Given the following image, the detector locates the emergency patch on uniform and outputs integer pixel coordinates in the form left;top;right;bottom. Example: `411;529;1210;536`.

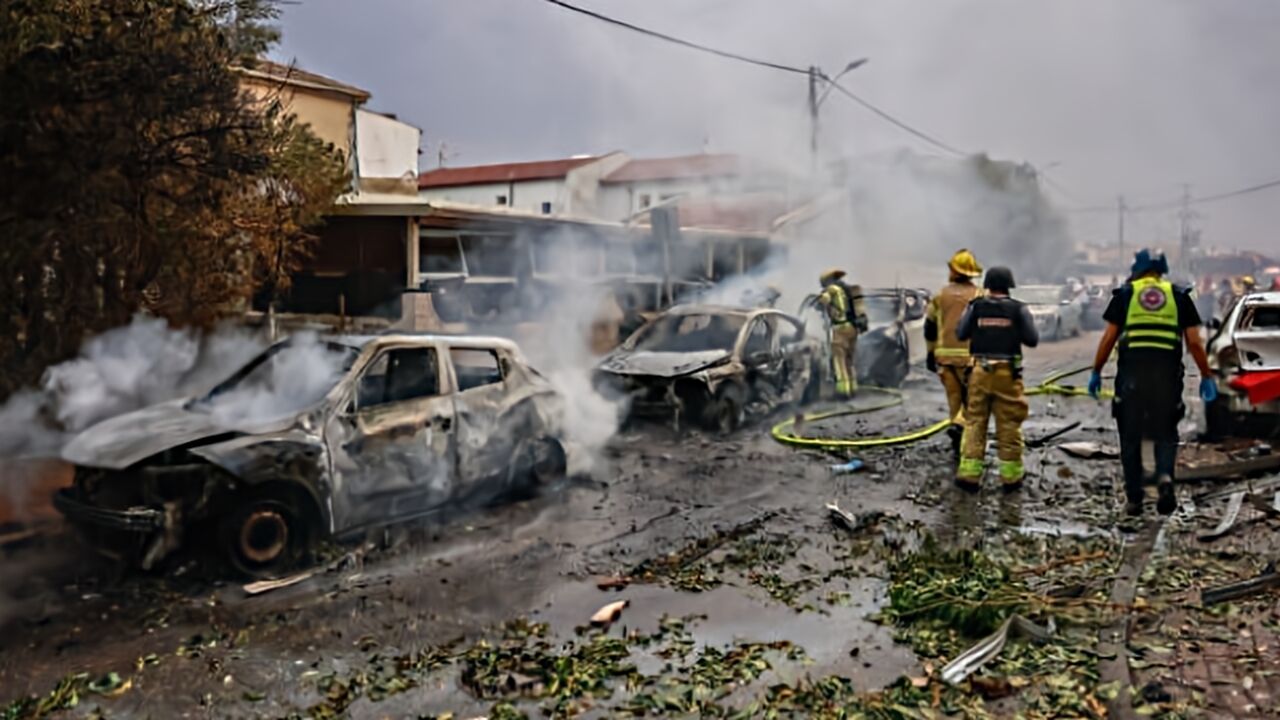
1138;286;1168;311
977;318;1013;327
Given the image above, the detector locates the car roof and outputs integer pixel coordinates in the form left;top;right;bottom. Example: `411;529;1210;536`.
1242;292;1280;305
327;333;520;351
663;303;775;319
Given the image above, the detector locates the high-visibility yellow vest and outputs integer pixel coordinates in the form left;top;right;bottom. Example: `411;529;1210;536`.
1122;277;1180;352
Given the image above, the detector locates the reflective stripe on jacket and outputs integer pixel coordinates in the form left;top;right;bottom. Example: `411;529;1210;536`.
1122;277;1180;352
928;282;982;362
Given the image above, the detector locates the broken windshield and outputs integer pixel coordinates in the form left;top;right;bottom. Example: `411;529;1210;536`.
630;313;746;353
197;338;360;425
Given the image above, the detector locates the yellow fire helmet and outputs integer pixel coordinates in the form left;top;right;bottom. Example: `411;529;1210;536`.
948;249;983;278
820;267;847;283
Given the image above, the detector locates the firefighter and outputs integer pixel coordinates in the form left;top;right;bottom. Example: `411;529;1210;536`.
925;249;984;456
1088;249;1216;516
953;266;1040;491
817;268;866;397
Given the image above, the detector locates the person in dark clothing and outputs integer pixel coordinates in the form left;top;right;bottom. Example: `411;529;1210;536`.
1088;249;1216;517
953;266;1041;490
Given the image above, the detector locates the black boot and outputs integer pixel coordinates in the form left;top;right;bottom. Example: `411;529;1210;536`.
1156;475;1177;515
947;425;963;458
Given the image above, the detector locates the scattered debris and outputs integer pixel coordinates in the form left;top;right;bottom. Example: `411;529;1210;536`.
1201;565;1280;605
595;575;631;591
1027;421;1082;448
829;457;865;474
825;501;891;534
590;600;630;628
939;614;1055;684
1058;441;1120;459
243;569;315;596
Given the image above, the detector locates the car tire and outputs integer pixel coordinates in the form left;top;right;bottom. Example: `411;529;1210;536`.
220;485;315;579
510;438;567;498
702;384;745;434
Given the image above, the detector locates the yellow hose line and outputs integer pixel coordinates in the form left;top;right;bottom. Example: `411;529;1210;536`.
770;370;1113;450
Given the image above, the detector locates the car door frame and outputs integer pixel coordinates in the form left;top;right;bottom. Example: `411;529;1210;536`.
322;340;459;536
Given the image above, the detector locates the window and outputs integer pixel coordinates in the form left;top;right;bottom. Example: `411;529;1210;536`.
460;233;517;277
356;347;440;410
496;195;508;206
541;201;553;215
451;348;504;391
419;233;465;275
639;194;652;210
778;317;807;346
743;318;772;356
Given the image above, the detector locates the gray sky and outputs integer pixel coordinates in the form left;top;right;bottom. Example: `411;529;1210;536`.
275;0;1280;253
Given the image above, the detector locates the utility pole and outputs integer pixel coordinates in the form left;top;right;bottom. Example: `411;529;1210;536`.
808;66;820;176
1177;183;1199;277
1116;195;1126;271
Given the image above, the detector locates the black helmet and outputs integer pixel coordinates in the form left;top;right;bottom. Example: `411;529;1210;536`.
984;266;1016;292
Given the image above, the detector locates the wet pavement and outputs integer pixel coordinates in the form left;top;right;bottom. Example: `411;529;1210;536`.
3;330;1279;718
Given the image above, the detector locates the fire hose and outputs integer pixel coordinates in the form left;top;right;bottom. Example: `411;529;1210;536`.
769;364;1115;450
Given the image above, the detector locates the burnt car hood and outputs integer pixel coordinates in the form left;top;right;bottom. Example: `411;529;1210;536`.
597;349;731;378
61;398;296;471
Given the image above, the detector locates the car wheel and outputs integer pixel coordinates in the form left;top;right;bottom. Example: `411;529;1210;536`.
702;384;745;434
220;486;313;579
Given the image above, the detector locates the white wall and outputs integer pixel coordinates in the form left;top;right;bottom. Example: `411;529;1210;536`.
420;178;569;214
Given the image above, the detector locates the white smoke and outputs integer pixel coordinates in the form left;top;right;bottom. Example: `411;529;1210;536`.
203;332;351;429
0;315;268;459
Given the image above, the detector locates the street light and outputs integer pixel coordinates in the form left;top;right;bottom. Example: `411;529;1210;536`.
808;58;869;172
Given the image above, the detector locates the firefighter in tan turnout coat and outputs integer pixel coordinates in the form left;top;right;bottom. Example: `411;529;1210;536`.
925;249;984;456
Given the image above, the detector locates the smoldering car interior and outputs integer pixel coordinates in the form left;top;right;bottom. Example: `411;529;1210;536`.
594;305;823;432
54;333;566;577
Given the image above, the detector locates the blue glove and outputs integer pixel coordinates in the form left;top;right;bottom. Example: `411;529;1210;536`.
1087;371;1103;399
1200;377;1218;403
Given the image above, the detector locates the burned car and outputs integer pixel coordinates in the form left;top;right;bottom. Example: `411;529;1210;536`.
55;333;566;577
854;287;931;388
1205;291;1280;439
594;305;823;432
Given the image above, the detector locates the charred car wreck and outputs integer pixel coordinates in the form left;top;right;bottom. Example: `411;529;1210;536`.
55;334;566;577
594;305;824;432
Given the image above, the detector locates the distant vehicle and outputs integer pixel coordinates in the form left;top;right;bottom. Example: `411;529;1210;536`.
594;305;824;432
1081;284;1110;330
56;334;567;577
1205;291;1280;439
855;287;931;388
1013;285;1084;341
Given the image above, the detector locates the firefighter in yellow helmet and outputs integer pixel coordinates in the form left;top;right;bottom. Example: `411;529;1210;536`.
817;268;867;397
925;249;984;457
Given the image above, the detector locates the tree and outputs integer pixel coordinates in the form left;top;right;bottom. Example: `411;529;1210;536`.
0;0;347;395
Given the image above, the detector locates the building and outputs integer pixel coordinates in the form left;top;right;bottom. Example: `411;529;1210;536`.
418;152;784;223
417;153;628;217
236;60;422;319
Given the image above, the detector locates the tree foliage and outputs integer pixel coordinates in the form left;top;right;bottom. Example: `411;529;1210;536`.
0;0;348;395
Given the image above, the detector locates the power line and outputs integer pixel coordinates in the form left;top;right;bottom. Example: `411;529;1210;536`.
818;76;966;157
540;0;810;75
541;0;967;157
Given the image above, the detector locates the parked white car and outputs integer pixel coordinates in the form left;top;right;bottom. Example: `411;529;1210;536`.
1205;291;1280;439
1013;285;1084;341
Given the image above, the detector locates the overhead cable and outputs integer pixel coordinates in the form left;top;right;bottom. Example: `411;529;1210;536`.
818;77;967;157
541;0;810;75
541;0;968;156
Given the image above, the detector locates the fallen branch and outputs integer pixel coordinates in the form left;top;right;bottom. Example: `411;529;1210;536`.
1201;568;1280;606
1013;550;1108;577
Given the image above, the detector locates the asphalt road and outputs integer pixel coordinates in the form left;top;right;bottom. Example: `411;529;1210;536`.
0;332;1192;718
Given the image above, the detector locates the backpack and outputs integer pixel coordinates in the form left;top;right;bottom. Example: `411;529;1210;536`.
839;282;870;332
